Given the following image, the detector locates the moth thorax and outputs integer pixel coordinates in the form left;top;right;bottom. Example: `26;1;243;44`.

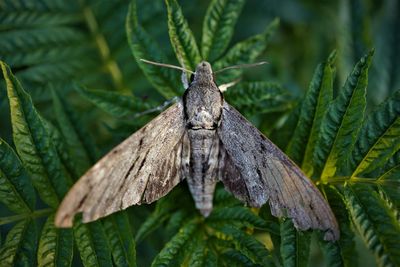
188;109;216;130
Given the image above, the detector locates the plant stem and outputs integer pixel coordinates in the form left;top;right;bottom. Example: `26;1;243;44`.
0;208;53;226
323;176;379;185
79;0;127;92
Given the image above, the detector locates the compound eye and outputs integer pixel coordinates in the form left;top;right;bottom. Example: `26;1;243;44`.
190;73;195;82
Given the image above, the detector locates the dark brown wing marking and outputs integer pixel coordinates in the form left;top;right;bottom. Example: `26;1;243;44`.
217;101;339;241
55;101;186;227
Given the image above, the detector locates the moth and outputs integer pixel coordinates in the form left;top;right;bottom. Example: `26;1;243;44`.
55;60;339;241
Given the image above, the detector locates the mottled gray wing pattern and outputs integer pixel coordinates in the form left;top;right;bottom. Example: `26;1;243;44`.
217;101;339;241
55;101;186;227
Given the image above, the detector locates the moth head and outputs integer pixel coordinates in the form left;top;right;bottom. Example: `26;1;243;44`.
195;61;212;75
193;61;213;82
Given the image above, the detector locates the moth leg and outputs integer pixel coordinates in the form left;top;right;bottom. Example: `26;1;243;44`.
134;96;180;118
181;71;189;89
218;79;240;92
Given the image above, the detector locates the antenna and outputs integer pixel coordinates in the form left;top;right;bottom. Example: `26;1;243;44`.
140;59;194;74
214;61;268;74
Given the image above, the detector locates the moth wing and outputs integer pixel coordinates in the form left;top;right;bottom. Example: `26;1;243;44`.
217;101;339;241
55;101;186;227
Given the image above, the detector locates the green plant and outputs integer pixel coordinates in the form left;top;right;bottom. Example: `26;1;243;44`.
0;0;399;266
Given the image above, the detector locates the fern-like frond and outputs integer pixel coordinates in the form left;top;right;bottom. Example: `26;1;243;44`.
1;61;71;207
75;85;151;118
38;214;73;267
73;219;113;267
0;138;35;213
213;18;279;83
315;50;373;180
0;0;166;104
201;0;246;61
225;81;294;117
0;219;38;267
286;51;336;170
126;0;181;99
280;219;311;267
151;219;199;266
165;0;201;70
103;212;137;267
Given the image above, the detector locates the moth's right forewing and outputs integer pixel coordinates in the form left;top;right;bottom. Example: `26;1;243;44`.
55;101;186;227
218;102;339;241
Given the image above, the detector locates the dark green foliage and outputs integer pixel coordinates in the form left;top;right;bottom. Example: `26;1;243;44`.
286;51;336;169
103;213;136;267
315;51;373;180
0;139;35;213
0;219;38;267
126;0;181;99
280;219;311;267
201;0;246;61
1;62;71;207
225;81;293;116
38;214;73;267
0;0;399;266
73;219;113;267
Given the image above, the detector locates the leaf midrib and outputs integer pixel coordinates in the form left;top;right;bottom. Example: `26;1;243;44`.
0;166;32;213
4;69;60;205
321;64;367;180
347;186;399;265
352;116;400;177
79;0;127;92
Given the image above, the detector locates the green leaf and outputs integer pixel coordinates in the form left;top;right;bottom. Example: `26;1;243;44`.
75;85;150;118
52;89;92;175
272;102;301;150
314;51;373;180
136;187;191;242
73;220;113;267
286;51;336;170
344;184;400;266
165;0;202;71
0;1;136;97
0;138;35;213
44;119;81;181
165;210;190;236
38;214;73;267
225;81;293;116
126;0;180;99
280;219;311;267
318;238;343;267
0;219;38;267
103;212;136;267
324;186;358;267
202;247;219;266
213;18;279;83
135;209;169;244
207;207;277;234
214;225;273;266
377;151;400;215
381;150;400;180
350;90;400;177
51;88;99;165
221;250;259;267
337;0;371;86
201;0;246;61
185;233;207;267
1;61;70;207
213;186;241;207
0;9;82;28
151;219;199;267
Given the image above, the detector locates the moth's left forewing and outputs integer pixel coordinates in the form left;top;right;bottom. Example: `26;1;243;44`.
55;101;186;227
217;101;339;241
